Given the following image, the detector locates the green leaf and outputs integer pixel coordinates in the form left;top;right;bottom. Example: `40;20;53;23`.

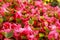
6;0;10;2
57;0;60;7
21;36;27;40
0;18;3;23
57;29;60;33
44;27;50;33
54;13;58;18
4;12;9;16
32;17;36;20
29;19;34;25
3;16;6;22
6;32;13;38
11;4;15;8
32;28;39;30
2;31;13;38
2;32;5;36
40;16;44;19
28;0;32;3
51;0;58;7
9;17;13;22
39;33;44;38
16;18;22;23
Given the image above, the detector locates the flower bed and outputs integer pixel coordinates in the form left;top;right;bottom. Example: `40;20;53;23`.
0;0;60;40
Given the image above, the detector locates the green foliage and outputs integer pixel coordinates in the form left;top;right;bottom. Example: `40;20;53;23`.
29;19;34;25
16;18;22;23
0;18;3;23
6;0;10;2
44;27;50;33
2;31;13;38
51;0;58;7
39;33;44;38
3;16;6;22
21;36;27;40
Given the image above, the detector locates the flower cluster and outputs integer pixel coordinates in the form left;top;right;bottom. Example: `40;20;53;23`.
0;0;60;40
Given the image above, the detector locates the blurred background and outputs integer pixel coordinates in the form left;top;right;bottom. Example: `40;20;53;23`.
43;0;60;7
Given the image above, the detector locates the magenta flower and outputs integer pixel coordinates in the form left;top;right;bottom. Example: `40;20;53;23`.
3;22;11;29
0;0;2;2
48;30;59;40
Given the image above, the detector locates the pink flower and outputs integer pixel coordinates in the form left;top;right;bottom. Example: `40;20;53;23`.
14;11;22;19
27;34;34;40
4;38;11;40
48;30;59;40
3;29;11;33
3;22;11;29
11;23;17;29
42;7;47;13
49;25;56;30
0;33;3;39
35;1;42;7
0;0;2;2
2;3;10;9
31;9;36;14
